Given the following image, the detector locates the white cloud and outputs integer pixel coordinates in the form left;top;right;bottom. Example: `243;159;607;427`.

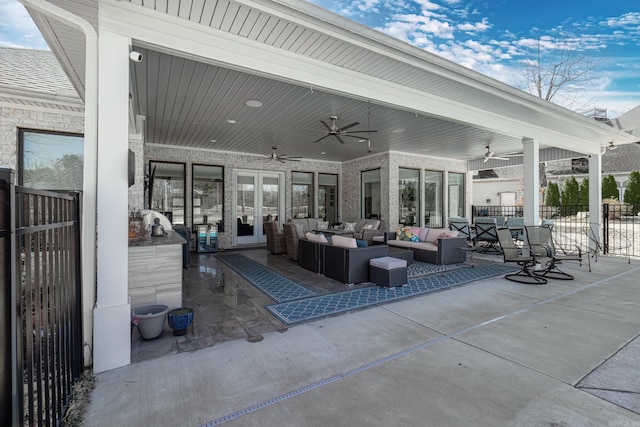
0;0;48;49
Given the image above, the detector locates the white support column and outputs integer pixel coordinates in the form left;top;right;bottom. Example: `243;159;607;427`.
93;31;131;372
522;138;540;226
589;152;603;251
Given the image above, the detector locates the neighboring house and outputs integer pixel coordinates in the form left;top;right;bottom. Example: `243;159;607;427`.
14;0;634;374
0;47;84;173
473;105;640;206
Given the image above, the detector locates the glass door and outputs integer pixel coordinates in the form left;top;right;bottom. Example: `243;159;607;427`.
234;170;284;245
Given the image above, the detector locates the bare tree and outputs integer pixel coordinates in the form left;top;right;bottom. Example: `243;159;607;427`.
518;39;605;111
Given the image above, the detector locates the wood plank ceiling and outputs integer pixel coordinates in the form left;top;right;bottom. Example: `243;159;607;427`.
41;0;597;164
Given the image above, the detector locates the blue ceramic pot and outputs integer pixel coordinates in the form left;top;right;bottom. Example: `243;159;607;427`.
167;307;194;336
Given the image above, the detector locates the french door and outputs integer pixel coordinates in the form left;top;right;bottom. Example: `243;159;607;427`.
233;170;284;245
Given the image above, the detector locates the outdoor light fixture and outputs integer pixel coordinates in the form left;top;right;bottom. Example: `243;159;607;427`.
129;51;143;62
245;99;263;107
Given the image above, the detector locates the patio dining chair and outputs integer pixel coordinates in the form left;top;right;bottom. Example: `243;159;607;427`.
474;217;501;253
524;225;587;280
496;228;547;285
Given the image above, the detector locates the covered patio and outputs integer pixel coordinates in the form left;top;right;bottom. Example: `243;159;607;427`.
21;0;638;373
89;254;640;425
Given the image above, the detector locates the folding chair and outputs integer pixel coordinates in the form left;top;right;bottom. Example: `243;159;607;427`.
497;228;546;284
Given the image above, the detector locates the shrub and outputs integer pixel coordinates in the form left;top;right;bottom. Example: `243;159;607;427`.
602;175;619;200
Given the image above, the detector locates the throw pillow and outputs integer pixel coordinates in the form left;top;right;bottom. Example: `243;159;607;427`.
356;239;368;247
293;221;305;238
395;226;402;240
331;235;358;248
344;222;357;232
410;234;419;242
305;232;328;243
362;224;374;230
316;220;329;230
402;227;414;241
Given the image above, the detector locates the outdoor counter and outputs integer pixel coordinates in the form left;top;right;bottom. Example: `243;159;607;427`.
128;230;186;309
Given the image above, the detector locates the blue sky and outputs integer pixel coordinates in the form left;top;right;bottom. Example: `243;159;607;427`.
309;0;640;117
1;0;638;117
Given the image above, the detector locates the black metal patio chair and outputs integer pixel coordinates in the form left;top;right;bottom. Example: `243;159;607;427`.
496;228;547;284
449;217;476;246
474;217;501;253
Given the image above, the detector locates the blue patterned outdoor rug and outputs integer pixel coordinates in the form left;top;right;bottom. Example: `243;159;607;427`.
266;264;517;325
216;254;318;302
407;261;462;277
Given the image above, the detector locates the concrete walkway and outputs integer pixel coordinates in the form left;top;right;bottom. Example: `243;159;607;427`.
84;256;640;426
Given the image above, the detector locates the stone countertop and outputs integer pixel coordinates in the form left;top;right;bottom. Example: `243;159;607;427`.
128;230;186;247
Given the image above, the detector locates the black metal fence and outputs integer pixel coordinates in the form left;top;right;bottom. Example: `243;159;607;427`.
1;169;83;427
472;204;638;259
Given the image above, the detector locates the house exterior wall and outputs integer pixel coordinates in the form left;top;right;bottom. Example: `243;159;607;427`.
144;144;342;249
0;105;84;171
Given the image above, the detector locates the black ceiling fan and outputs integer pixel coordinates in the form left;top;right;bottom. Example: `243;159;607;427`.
266;146;301;162
312;116;377;144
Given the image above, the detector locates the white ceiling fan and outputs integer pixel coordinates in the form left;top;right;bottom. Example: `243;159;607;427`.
266;146;301;163
483;145;522;162
311;115;377;144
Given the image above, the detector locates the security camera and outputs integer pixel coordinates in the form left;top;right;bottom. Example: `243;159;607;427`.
367;147;373;153
129;51;143;62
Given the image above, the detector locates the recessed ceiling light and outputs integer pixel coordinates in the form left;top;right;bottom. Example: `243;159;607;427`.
358;139;366;142
321;152;327;155
245;99;263;108
226;119;237;124
391;127;405;134
209;139;217;143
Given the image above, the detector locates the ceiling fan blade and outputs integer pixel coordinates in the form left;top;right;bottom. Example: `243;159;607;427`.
339;121;360;131
314;134;331;143
493;156;510;161
335;135;346;144
320;120;332;131
343;129;378;134
483;157;489;162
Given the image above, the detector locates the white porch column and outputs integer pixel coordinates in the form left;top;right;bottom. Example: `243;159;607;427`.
93;31;131;372
589;152;603;251
522;138;540;225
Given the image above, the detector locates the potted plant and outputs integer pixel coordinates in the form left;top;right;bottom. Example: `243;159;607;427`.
167;307;194;336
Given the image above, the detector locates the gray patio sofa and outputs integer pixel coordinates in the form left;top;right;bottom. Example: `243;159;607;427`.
298;237;389;284
387;227;467;264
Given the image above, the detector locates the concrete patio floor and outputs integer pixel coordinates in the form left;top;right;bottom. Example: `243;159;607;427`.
85;254;640;426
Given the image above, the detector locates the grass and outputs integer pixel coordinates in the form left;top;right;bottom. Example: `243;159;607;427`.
61;369;95;427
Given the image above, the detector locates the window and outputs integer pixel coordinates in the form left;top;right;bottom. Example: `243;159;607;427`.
149;161;185;225
399;168;419;226
192;164;224;231
318;173;338;224
292;171;313;218
448;172;465;219
19;129;84;190
361;169;381;219
424;171;443;227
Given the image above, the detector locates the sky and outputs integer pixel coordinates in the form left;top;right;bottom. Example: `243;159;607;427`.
1;0;638;117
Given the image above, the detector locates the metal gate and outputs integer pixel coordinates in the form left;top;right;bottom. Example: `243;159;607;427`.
1;168;84;427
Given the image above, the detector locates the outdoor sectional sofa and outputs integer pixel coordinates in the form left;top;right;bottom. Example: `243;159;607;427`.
386;226;467;265
298;235;389;284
